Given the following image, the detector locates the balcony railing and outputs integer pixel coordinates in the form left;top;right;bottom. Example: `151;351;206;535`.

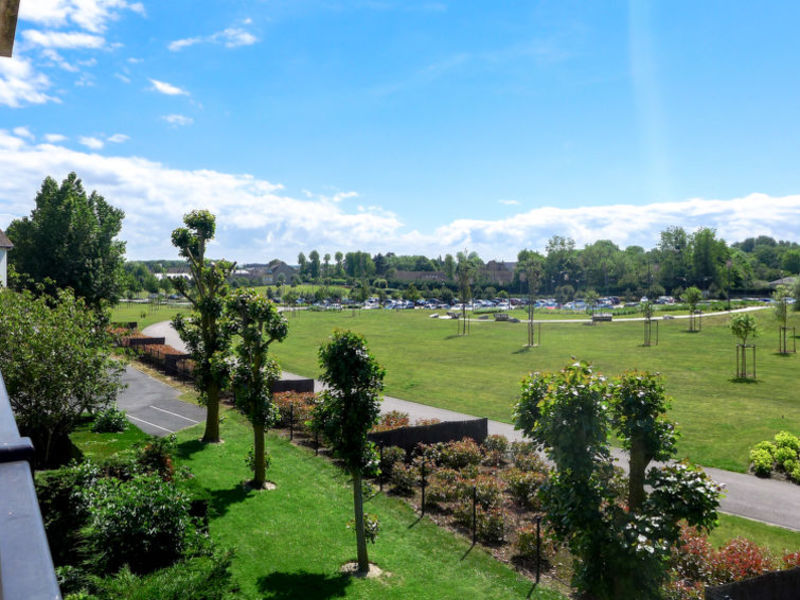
0;370;61;599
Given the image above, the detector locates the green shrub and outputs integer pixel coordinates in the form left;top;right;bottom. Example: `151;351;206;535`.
391;462;417;496
456;474;505;509
425;468;461;508
439;437;482;470
91;405;128;433
378;445;405;479
136;435;176;480
504;468;545;510
773;446;797;469
790;463;800;483
87;551;237;600
35;461;100;565
83;474;192;574
414;441;444;465
783;458;798;475
749;448;773;477
483;434;509;454
774;431;800;453
515;523;557;566
476;507;505;544
752;440;776;457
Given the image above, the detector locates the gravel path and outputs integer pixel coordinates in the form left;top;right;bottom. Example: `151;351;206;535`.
142;319;800;531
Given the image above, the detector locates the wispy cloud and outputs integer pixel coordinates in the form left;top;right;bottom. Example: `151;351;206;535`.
161;114;194;126
43;133;67;143
12;126;34;140
107;133;129;143
19;0;145;34
114;73;131;83
498;199;519;206
148;79;189;96
168;23;258;52
22;29;106;49
0;56;59;107
78;136;104;149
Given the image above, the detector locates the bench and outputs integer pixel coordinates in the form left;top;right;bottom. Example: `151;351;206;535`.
494;313;510;321
591;314;613;322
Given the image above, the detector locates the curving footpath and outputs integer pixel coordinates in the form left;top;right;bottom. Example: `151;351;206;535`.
142;319;800;532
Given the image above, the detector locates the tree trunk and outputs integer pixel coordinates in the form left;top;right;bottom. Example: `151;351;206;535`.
253;422;266;487
202;382;221;443
628;437;648;512
352;469;369;573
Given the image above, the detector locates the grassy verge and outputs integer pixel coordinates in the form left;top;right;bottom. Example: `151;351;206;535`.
110;302;190;330
268;307;799;472
712;514;800;555
172;411;563;600
70;418;152;460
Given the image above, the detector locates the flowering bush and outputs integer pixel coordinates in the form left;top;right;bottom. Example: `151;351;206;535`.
391;462;417;496
515;523;558;566
274;392;316;429
483;434;509;454
452;503;505;543
371;410;410;432
415;418;441;426
378;445;405;479
671;526;714;583
456;473;505;509
439;437;482;470
783;551;800;569
425;468;461;508
504;468;545;510
709;538;776;584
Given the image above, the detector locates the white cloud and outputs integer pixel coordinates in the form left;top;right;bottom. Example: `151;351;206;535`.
22;29;105;49
168;24;258;52
107;133;129;143
13;126;35;140
161;114;194;126
127;57;142;64
114;72;131;83
0;56;58;107
41;48;79;71
148;79;189;96
44;133;67;143
19;0;145;34
498;199;520;206
78;136;104;149
2;131;800;262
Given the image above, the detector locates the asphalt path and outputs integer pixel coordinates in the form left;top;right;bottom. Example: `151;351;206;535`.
117;365;205;436
142;320;800;531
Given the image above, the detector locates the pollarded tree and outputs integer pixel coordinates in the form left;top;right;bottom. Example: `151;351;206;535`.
7;172;126;308
171;210;235;443
513;362;719;599
0;288;124;467
731;313;759;379
317;330;385;575
227;289;288;488
682;285;703;332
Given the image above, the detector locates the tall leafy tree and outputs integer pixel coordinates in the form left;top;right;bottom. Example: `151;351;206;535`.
309;250;321;280
317;330;384;575
227;289;288;488
297;252;307;279
682;286;703;332
7;172;126;308
335;251;344;277
171;210;235;443
0;288;123;466
513;362;719;599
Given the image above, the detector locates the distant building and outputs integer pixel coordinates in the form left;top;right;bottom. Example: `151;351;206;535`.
769;276;797;288
0;228;12;288
392;270;447;284
260;260;297;284
481;260;516;286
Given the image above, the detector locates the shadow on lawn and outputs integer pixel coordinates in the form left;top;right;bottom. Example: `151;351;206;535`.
174;438;206;460
209;482;253;517
257;571;350;599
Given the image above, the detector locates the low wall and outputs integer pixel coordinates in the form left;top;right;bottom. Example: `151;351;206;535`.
271;379;315;394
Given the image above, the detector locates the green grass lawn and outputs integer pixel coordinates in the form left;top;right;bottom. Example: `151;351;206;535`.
110;302;191;330
71;418;152;460
711;514;800;556
269;307;800;472
172;412;562;600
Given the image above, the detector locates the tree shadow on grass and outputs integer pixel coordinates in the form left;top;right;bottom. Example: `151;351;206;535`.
729;377;759;384
209;482;253;517
512;346;531;355
257;571;351;599
174;438;206;460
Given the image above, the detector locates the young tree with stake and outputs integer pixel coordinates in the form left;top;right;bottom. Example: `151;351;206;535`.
227;289;288;488
317;330;385;575
171;210;235;443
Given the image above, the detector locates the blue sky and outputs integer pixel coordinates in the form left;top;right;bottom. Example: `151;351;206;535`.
2;1;800;262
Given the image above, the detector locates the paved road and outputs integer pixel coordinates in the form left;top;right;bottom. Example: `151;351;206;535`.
118;365;205;436
142;320;800;531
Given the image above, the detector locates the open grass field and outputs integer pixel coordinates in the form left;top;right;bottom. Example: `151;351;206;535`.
110;301;190;330
270;307;800;472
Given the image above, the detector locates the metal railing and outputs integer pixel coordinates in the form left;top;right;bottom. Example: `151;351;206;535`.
0;370;61;599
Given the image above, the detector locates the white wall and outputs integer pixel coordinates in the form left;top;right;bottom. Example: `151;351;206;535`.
0;248;6;288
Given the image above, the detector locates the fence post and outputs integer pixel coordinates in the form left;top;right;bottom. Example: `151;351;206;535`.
472;485;477;545
420;461;426;516
289;404;294;441
535;515;542;584
379;445;384;492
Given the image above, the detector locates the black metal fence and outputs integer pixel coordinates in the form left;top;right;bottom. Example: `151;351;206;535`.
0;369;62;599
368;418;489;454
